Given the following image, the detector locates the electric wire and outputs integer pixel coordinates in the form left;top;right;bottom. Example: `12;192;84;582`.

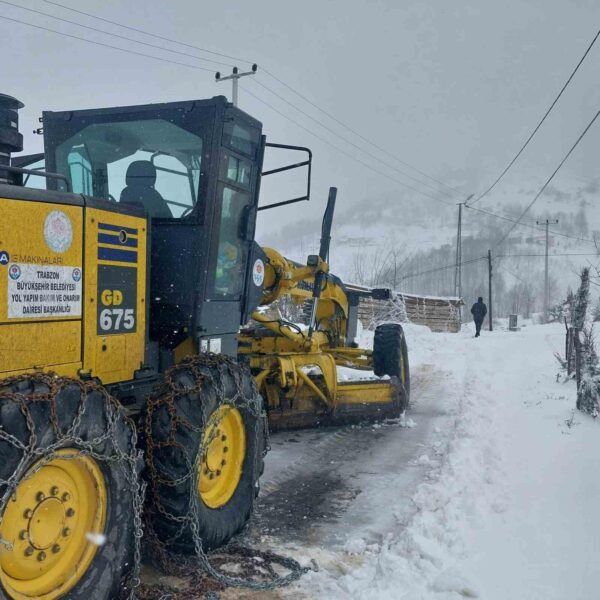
250;77;456;199
0;14;215;72
400;256;487;281
0;0;234;68
41;0;462;198
240;84;456;207
492;109;600;249
0;10;455;207
39;0;248;63
496;253;600;258
471;28;600;205
465;204;597;245
258;68;463;196
401;251;599;283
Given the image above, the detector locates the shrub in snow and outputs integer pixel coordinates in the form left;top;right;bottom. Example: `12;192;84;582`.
548;300;569;323
577;326;600;417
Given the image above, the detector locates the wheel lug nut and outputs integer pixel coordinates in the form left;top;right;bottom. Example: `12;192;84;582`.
221;435;227;442
38;551;46;562
223;447;228;453
62;492;70;502
209;473;214;480
216;470;221;476
36;491;45;502
24;547;34;557
50;486;59;496
221;459;226;466
66;508;75;517
19;530;28;540
52;544;60;554
23;509;33;519
62;527;71;537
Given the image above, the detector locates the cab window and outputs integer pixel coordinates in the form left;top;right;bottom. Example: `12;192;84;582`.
55;119;204;219
213;185;251;297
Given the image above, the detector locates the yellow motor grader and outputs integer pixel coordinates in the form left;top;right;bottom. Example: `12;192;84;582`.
0;92;409;598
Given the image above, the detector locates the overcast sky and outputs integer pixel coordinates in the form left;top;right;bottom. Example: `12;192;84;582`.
3;0;599;239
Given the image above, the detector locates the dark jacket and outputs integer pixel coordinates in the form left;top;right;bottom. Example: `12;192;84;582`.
471;300;487;322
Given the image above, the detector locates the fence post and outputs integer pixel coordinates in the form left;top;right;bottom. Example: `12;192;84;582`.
574;328;582;408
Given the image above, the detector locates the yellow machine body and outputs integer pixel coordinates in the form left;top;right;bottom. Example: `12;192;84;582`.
0;195;146;385
239;247;401;429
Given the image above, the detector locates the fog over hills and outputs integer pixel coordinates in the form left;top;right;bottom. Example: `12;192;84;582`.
257;175;600;318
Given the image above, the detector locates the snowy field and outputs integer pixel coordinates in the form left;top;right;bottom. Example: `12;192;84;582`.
233;321;600;599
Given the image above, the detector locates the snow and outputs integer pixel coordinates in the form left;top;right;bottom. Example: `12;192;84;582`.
273;321;600;599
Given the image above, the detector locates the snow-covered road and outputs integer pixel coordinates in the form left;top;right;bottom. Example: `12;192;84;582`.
231;321;600;599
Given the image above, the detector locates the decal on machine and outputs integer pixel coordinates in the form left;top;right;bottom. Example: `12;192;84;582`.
7;263;82;318
0;251;9;265
97;265;137;333
252;259;265;287
44;210;73;253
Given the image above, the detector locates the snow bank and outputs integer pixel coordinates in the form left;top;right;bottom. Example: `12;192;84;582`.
286;323;600;599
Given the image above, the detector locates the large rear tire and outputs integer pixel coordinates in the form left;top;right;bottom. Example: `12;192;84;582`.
143;355;266;553
373;323;410;407
0;375;139;600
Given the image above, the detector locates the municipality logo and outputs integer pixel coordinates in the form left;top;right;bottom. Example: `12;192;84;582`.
9;264;21;280
72;268;82;282
0;251;9;265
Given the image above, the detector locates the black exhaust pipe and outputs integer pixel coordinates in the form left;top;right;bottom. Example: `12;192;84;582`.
0;93;24;185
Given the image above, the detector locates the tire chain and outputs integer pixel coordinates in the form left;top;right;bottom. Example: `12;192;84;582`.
140;352;311;598
0;359;311;599
0;372;145;599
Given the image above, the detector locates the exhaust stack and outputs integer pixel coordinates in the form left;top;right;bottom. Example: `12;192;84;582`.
0;94;24;184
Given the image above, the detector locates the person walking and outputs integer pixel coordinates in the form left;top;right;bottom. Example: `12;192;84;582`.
471;296;487;337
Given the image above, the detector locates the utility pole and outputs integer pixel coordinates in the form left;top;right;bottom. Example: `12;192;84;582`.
215;64;258;107
454;194;474;321
536;218;559;323
454;203;463;298
487;249;493;331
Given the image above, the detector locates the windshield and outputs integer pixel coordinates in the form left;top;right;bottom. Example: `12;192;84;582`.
55;119;203;218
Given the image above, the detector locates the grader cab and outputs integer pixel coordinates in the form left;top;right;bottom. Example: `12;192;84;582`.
0;92;409;598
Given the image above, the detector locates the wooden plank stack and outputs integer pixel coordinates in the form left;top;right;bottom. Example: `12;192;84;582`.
357;292;463;333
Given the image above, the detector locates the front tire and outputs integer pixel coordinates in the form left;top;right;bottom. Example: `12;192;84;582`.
143;354;266;552
373;323;410;408
0;375;139;600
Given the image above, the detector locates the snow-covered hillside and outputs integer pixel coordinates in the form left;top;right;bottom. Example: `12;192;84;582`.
257;177;600;314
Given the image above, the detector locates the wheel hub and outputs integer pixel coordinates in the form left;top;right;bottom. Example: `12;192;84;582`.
0;450;106;599
199;405;246;509
28;497;65;550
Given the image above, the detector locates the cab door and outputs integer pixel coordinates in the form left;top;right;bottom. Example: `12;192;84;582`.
197;116;264;338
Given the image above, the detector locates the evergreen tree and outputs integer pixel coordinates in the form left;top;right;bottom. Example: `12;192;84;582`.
592;297;600;322
572;268;589;330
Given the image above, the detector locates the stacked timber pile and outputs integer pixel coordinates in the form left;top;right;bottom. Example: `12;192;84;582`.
397;293;463;333
352;287;463;333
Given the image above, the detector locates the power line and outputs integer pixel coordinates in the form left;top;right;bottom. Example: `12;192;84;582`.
0;14;215;72
402;251;599;283
464;204;597;245
259;68;462;197
493;108;600;249
0;11;455;208
240;84;455;207
471;28;600;205
41;0;462;198
496;253;600;258
39;0;248;63
250;77;456;199
0;0;233;68
400;256;487;281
